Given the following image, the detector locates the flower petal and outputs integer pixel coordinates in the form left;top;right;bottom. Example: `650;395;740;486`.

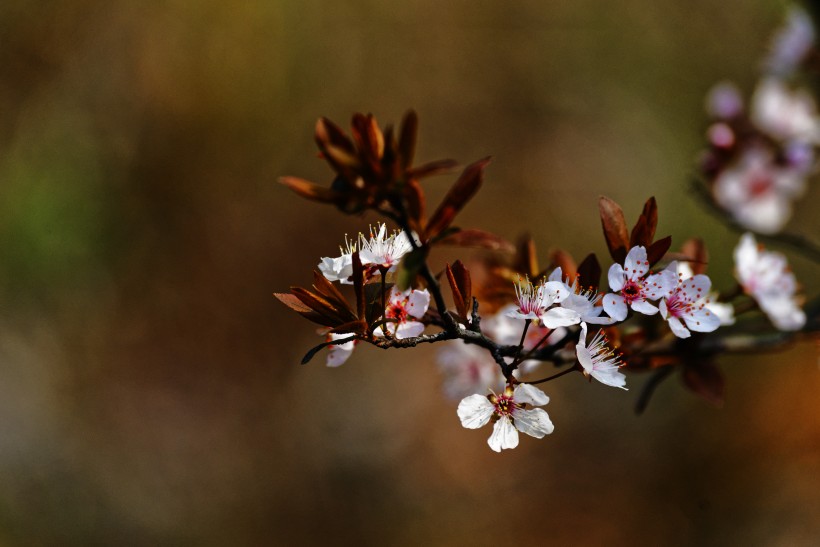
457;394;495;429
682;307;721;333
513;408;554;438
514;383;550;406
603;293;628;321
680;274;712;301
540;307;581;329
406;289;431;318
630;299;659;316
608;263;626;291
396;321;425;339
488;416;519;452
624;246;649;280
667;316;691;338
590;366;628;390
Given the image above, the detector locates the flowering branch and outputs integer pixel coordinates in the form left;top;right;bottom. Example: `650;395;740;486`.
278;6;820;452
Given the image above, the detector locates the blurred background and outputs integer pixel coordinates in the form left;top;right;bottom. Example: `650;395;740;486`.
0;0;818;545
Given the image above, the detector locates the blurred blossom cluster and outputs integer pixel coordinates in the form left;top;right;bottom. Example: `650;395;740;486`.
700;6;819;234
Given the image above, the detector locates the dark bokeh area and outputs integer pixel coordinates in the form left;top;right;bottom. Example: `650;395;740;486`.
0;1;818;545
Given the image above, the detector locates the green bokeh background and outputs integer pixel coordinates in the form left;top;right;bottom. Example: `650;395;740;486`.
0;1;818;545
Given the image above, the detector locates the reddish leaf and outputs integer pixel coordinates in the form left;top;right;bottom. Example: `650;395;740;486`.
681;237;709;275
398;110;418;170
549;249;577;280
315;117;356;155
446;261;472;319
408;158;459;179
599;196;630;262
682;361;725;407
426;157;490;240
352;251;366;320
279;177;341;204
404;178;427;235
329;320;367;335
514;235;539;278
291;287;348;325
630;197;658;248
576;253;602;292
437;229;515;253
273;293;314;313
646;235;672;266
312;270;353;312
351;113;384;163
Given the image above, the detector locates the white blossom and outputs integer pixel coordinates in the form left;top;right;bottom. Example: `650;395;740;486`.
713;146;807;234
318;235;357;283
358;223;413;273
437;342;504;400
734;233;805;330
549;267;615;325
457;383;554;452
575;322;627;390
374;287;430;339
603;246;677;321
505;277;579;328
751;78;820;145
658;263;721;339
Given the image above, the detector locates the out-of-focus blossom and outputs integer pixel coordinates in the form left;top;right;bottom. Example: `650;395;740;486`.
706;81;744;119
734;233;806;331
549;267;614;325
374;288;431;339
603;246;677;321
437;342;504;400
575;322;627;390
751;78;820;145
457;383;554;452
764;5;815;76
505;277;579;328
326;333;356;367
658;263;721;339
713;146;806;234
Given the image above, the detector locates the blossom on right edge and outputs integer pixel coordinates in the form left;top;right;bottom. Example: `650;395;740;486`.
734;232;805;331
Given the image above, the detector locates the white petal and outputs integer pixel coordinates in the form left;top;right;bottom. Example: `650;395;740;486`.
667;316;691;338
513;408;554;438
513;383;550;406
683;307;721;333
488;416;519;452
406;289;431;318
680;275;712;301
457;395;495;429
395;321;425;339
326;335;355;367
540;307;581;329
608;263;626;291
659;298;669;319
548;267;563;283
575;344;594;375
630;299;659;315
603;293;628;321
644;268;677;300
590;366;628;390
542;281;570;304
624;246;649;280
